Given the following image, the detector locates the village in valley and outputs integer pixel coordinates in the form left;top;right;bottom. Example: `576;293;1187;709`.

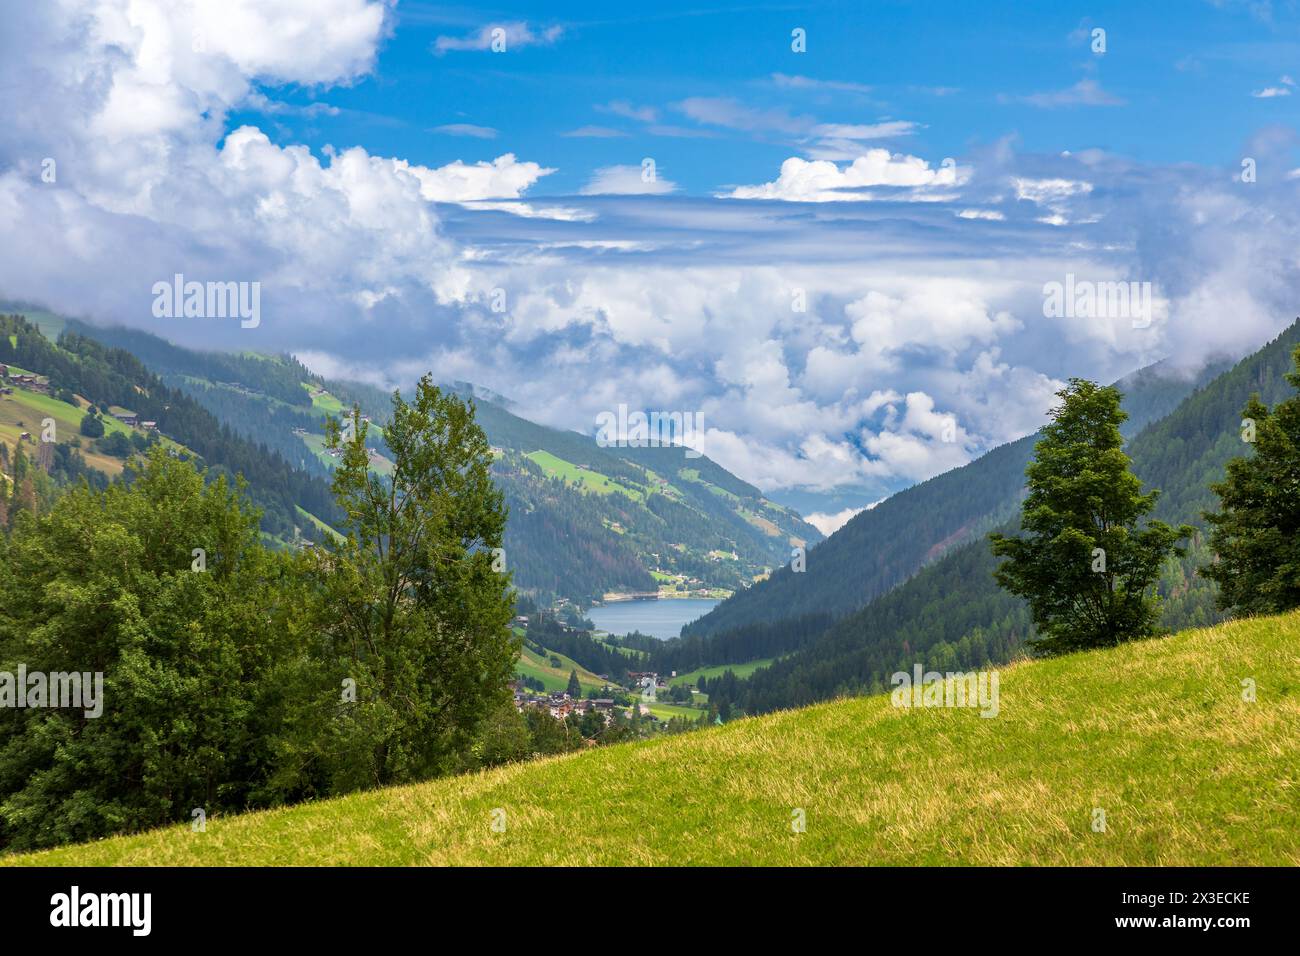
507;608;722;746
510;668;672;723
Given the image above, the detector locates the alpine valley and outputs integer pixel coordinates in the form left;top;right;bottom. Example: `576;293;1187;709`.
0;308;820;610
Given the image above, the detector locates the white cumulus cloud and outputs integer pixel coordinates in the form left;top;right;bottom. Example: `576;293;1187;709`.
727;149;968;202
399;154;555;203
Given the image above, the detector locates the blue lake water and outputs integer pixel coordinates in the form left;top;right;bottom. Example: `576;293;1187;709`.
587;598;721;640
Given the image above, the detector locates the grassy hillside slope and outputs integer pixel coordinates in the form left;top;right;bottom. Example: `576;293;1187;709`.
0;384;133;477
12;610;1298;866
515;644;607;695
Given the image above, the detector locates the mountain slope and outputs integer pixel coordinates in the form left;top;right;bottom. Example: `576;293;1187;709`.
0;369;131;480
684;354;1234;640
51;319;821;605
0;314;339;543
707;320;1300;713
12;609;1299;866
477;404;821;604
61;319;340;487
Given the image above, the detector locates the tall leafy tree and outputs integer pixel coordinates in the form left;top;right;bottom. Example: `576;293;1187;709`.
989;379;1191;655
0;448;298;850
1202;346;1300;614
306;375;518;790
566;669;581;698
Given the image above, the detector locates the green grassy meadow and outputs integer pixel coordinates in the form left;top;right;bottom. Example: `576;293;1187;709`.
669;659;776;687
515;644;608;695
638;699;702;721
9;610;1299;866
304;383;344;416
524;449;646;500
294;505;343;543
0;385;144;477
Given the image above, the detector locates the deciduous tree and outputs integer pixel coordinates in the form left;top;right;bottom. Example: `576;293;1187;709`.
303;376;518;790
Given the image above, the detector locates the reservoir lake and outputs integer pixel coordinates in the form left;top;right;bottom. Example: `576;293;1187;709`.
586;598;721;640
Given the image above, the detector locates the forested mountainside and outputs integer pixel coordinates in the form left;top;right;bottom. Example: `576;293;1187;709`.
63;320;340;486
454;386;823;604
0;315;339;542
684;353;1235;640
54;319;821;607
62;321;318;407
681;320;1300;715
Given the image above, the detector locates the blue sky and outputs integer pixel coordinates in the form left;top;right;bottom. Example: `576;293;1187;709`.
6;1;1300;529
239;0;1300;193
